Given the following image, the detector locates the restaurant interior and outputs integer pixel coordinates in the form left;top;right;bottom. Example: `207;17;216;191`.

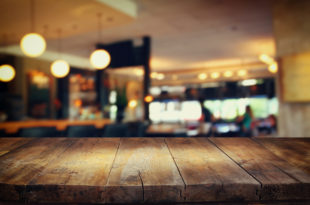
0;0;310;204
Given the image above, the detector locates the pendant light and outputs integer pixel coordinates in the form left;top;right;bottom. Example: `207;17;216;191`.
20;0;46;57
0;34;16;82
89;13;111;69
50;29;70;78
0;64;16;82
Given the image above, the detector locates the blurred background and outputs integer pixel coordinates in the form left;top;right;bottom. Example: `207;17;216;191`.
0;0;309;138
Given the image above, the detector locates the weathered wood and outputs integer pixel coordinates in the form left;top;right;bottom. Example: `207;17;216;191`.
165;138;260;202
0;138;73;202
255;138;310;175
25;138;120;203
210;137;310;201
106;138;184;203
0;138;33;156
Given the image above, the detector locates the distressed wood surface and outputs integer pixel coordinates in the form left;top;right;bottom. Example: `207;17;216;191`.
255;138;310;175
0;138;74;201
106;138;184;203
0;137;309;204
210;137;310;201
165;138;260;202
0;138;33;156
26;138;120;203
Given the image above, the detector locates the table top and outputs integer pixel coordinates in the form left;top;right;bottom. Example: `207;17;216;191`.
0;137;309;204
0;119;111;134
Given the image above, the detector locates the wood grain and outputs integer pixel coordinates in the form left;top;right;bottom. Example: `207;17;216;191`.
210;137;310;201
25;138;120;203
255;138;310;175
0;138;73;202
0;138;33;157
165;138;260;202
106;138;184;203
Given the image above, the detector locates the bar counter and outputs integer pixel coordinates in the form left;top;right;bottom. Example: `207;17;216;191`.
0;119;111;134
0;137;309;204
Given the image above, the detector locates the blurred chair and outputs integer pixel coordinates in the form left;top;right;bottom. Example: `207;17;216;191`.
19;127;60;137
66;125;99;137
127;121;149;137
102;123;128;137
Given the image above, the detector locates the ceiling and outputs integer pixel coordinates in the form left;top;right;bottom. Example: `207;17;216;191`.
0;0;275;74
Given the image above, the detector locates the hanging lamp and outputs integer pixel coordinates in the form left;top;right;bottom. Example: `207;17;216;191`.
50;29;70;78
89;13;111;69
0;34;16;82
20;0;46;57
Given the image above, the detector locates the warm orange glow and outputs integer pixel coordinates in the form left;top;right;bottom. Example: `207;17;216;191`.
144;95;153;103
0;64;16;82
20;33;46;57
198;73;207;80
238;69;247;77
224;71;233;78
50;60;70;78
90;49;111;69
268;62;278;73
211;72;220;79
128;100;137;108
74;99;82;107
259;54;274;64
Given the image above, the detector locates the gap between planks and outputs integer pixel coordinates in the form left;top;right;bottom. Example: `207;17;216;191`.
164;138;187;200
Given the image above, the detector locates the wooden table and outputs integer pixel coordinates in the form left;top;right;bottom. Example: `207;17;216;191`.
0;119;111;134
0;137;309;204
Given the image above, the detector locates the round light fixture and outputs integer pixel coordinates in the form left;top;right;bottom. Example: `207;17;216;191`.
198;73;207;80
238;69;247;77
268;62;278;73
20;33;46;57
128;100;138;108
224;71;233;78
144;95;154;103
0;64;16;82
90;49;111;69
211;72;220;79
50;60;70;78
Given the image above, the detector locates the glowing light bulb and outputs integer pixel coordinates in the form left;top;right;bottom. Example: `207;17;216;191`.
0;64;16;82
259;54;274;64
211;72;220;79
50;60;70;78
90;49;111;69
268;62;278;73
238;69;247;77
156;73;165;80
198;73;207;80
128;100;137;108
224;71;233;78
144;95;153;103
150;72;158;78
20;33;46;57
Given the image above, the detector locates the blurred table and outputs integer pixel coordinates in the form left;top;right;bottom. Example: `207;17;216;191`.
146;123;187;137
0;137;309;204
0;119;111;134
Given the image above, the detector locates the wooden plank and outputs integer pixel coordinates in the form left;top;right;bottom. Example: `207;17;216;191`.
106;138;184;203
0;138;33;156
25;138;120;204
255;138;310;175
0;138;73;202
210;138;310;201
165;138;260;202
